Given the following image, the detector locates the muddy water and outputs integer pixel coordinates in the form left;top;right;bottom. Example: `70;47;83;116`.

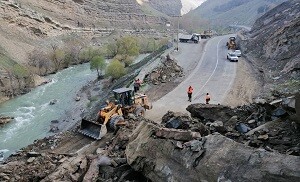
0;63;96;160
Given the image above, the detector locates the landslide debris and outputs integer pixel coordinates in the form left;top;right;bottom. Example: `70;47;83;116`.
186;96;300;156
126;121;300;182
1;95;299;181
144;56;184;85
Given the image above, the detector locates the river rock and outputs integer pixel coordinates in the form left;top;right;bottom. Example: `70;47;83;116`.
0;115;14;125
49;99;57;105
126;121;300;182
75;96;81;101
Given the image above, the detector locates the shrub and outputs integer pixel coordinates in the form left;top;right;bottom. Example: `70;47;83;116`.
106;59;126;80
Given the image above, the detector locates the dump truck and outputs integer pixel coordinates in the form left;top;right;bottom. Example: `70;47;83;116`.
200;30;213;39
78;87;152;140
226;36;236;50
179;33;200;43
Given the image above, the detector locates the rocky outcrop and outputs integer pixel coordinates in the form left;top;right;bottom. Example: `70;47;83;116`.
126;121;300;182
239;0;300;94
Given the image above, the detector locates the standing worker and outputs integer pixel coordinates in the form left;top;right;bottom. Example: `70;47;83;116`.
187;86;193;102
205;93;211;104
134;78;142;92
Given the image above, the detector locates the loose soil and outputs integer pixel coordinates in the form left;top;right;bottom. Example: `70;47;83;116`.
223;57;262;107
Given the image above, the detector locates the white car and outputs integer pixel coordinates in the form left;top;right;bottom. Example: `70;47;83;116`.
234;50;242;57
227;52;238;62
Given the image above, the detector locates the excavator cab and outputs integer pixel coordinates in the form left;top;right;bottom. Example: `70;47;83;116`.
113;88;134;106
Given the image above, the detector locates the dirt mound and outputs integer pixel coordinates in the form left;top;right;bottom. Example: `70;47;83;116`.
144;56;184;85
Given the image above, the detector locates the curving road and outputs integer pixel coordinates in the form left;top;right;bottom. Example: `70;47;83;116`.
146;35;237;122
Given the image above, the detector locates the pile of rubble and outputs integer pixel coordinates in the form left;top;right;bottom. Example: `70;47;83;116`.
185;95;300;156
144;56;184;85
1;95;299;181
0;117;147;181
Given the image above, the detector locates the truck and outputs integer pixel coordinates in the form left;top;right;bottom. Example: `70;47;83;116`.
200;30;213;39
226;36;236;50
179;33;200;43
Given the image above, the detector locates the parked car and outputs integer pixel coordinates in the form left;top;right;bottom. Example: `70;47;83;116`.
227;52;238;62
234;50;242;57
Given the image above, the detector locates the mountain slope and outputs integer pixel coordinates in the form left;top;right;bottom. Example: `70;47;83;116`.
240;0;300;93
186;0;287;28
0;0;170;101
181;0;206;15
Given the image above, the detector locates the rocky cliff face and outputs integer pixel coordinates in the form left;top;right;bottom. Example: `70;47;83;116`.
240;0;300;94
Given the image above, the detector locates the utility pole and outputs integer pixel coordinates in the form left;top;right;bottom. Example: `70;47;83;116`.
171;15;181;51
176;15;180;51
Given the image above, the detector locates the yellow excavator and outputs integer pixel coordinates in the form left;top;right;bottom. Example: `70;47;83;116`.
79;87;152;140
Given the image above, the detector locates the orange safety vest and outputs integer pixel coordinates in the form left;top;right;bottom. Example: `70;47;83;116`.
205;95;211;99
188;87;193;93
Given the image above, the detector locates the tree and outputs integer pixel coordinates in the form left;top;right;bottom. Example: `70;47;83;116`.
112;36;140;67
79;47;102;63
106;41;118;58
106;59;126;80
28;49;52;75
117;36;140;57
49;44;65;72
90;55;106;78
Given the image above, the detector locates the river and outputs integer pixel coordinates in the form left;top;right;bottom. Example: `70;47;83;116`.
0;63;96;160
0;54;150;161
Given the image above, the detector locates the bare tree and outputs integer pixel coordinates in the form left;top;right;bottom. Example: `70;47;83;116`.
49;44;65;72
28;49;52;75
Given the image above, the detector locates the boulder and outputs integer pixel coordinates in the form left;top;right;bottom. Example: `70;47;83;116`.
49;99;57;105
0;115;14;125
186;104;235;122
126;121;300;182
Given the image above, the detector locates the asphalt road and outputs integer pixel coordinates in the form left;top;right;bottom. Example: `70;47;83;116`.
146;35;237;122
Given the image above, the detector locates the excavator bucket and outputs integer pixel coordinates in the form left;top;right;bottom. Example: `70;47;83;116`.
78;119;107;140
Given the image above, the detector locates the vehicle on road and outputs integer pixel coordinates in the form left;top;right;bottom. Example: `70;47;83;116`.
227;52;239;62
226;36;236;50
179;33;200;43
79;88;152;140
234;50;242;57
200;30;213;39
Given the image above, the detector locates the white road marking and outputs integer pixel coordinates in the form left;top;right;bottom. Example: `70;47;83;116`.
194;37;225;100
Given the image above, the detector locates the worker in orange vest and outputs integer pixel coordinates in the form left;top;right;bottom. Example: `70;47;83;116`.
205;93;211;104
187;86;193;102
